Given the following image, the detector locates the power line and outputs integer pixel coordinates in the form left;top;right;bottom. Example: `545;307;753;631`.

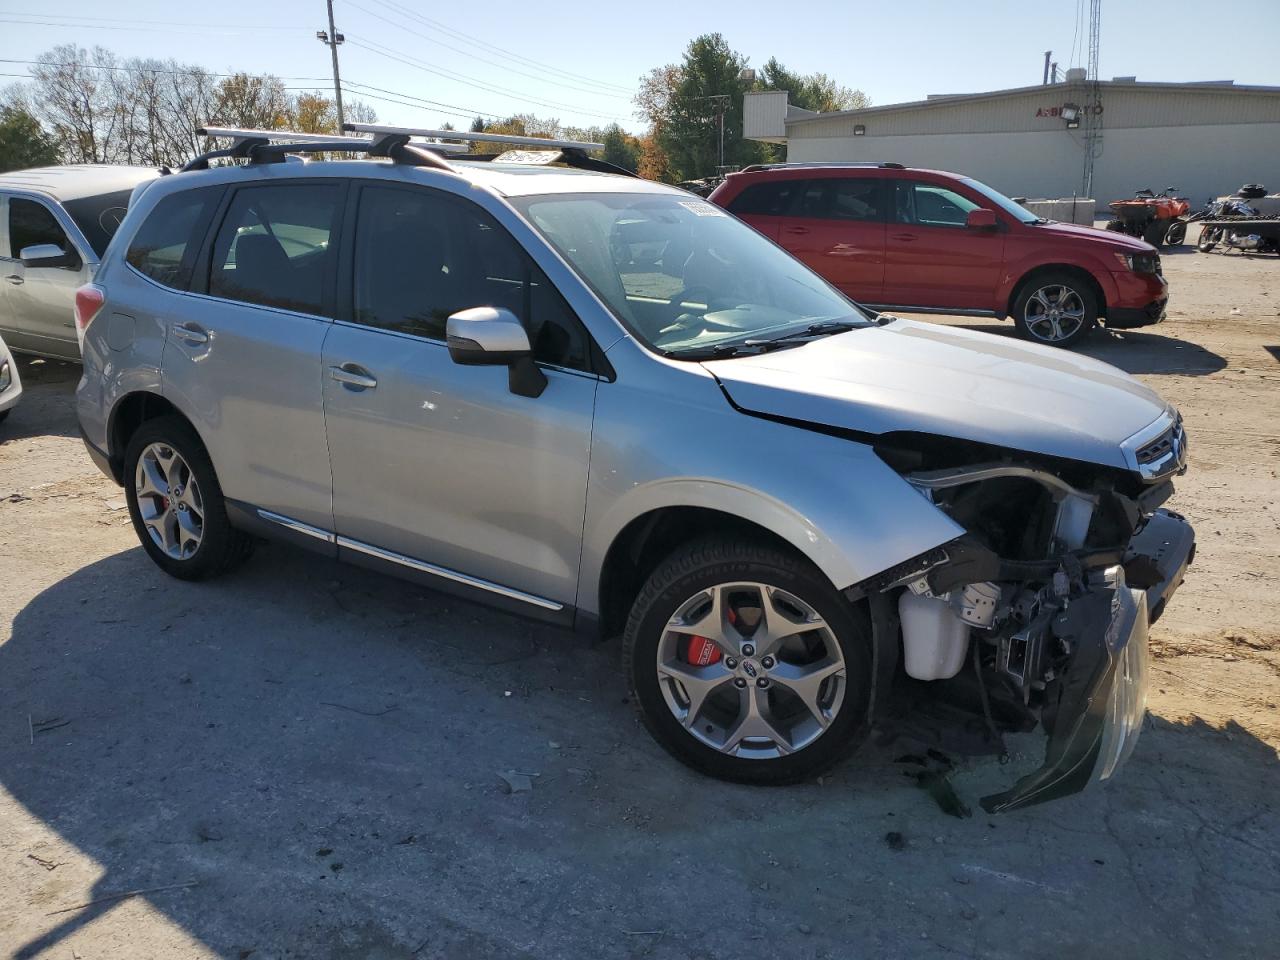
341;79;501;120
342;0;631;101
0;15;291;37
0;57;334;84
345;36;627;121
352;0;634;94
0;11;301;30
340;84;485;123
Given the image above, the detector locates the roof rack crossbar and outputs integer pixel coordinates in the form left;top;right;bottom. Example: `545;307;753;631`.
182;125;458;173
343;122;604;152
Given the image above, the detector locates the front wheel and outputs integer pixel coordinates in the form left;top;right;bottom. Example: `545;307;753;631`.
1012;273;1098;348
123;416;254;580
1164;219;1187;245
623;538;872;784
1197;227;1219;252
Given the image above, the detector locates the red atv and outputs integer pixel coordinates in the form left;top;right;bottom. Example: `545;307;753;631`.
1105;187;1191;247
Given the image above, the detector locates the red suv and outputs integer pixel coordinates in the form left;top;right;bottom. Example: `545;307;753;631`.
709;163;1169;347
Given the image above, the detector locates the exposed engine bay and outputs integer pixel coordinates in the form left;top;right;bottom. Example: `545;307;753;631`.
853;433;1195;813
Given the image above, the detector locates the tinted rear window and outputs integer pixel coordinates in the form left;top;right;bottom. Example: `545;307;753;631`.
63;190;134;256
724;180;801;217
126;187;221;290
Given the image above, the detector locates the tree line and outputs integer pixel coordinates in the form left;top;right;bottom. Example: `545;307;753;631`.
2;35;865;180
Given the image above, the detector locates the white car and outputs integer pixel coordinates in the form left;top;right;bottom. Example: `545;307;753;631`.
0;332;22;423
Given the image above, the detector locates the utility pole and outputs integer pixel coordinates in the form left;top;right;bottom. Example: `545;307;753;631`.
1043;50;1052;85
1081;0;1102;197
690;94;730;175
316;0;346;130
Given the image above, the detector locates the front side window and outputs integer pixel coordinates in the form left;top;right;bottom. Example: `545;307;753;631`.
7;197;69;259
511;192;871;358
209;183;343;316
352;185;589;370
126;187;220;290
894;181;981;227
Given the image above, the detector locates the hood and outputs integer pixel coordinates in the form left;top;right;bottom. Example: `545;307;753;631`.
704;319;1166;470
1030;219;1154;253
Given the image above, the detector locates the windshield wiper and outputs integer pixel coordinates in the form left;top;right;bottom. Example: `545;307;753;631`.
742;319;867;349
665;343;763;361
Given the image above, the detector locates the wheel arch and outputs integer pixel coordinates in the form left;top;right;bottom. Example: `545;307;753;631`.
106;391;202;483
1006;263;1111;320
595;506;807;640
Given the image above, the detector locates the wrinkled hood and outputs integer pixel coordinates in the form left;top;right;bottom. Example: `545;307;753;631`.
1031;219;1154;253
704;319;1167;470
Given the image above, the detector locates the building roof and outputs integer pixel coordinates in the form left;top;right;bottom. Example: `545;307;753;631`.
783;79;1280;127
0;164;162;202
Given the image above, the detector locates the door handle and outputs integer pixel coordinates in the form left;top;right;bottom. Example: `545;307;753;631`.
891;233;918;241
329;363;377;390
171;322;209;345
4;275;22;285
783;226;810;235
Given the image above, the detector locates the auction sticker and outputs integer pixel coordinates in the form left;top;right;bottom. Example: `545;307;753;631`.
678;200;727;217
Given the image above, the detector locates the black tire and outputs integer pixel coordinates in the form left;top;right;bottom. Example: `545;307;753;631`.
1197;227;1219;253
1012;271;1098;348
623;537;873;785
1164;219;1187;246
1142;220;1167;247
123;416;254;580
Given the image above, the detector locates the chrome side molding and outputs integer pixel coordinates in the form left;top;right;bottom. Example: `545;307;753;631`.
255;508;562;612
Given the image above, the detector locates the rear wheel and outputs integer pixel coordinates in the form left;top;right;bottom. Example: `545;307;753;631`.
624;538;872;784
1142;220;1167;247
1164;219;1187;245
1197;227;1219;252
123;416;254;580
1012;273;1097;348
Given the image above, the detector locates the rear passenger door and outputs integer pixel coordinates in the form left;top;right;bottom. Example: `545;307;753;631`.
160;181;342;535
772;177;887;304
321;182;598;614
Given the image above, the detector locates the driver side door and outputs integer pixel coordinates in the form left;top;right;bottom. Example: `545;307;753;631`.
322;182;600;617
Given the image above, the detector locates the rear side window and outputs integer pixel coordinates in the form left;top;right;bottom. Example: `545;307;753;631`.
352;185;590;370
64;189;132;256
209;183;343;317
126;188;220;290
6;197;68;259
827;179;883;222
725;180;801;217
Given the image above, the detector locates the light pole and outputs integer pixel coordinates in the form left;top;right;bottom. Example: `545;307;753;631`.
316;0;346;130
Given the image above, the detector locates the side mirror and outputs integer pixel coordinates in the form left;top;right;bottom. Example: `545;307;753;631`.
446;306;547;398
965;209;998;231
20;243;80;270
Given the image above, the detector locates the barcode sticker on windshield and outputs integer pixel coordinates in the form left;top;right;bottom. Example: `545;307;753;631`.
678;200;727;217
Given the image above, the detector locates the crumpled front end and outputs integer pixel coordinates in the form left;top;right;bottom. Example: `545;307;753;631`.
852;425;1194;812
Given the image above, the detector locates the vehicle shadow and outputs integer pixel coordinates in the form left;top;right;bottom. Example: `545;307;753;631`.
3;544;1278;959
952;322;1228;377
0;356;81;442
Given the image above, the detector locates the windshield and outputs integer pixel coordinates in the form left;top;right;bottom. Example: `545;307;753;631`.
509;192;871;357
959;177;1040;224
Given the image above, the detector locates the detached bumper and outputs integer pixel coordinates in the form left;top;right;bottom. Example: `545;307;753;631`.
981;512;1194;813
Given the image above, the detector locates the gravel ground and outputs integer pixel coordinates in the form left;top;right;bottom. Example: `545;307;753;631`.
1;234;1278;960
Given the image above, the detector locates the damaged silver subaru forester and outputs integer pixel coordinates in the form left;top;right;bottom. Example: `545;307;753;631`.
76;127;1193;813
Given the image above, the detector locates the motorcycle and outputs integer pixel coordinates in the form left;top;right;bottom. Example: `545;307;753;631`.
1105;186;1192;247
1193;184;1280;255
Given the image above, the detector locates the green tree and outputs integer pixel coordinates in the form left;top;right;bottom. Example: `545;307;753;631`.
0;106;60;172
759;57;869;113
600;123;640;172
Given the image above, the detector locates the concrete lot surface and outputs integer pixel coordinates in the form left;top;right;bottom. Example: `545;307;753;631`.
1;238;1278;959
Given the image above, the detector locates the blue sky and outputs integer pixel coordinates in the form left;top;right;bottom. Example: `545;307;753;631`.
2;0;1277;132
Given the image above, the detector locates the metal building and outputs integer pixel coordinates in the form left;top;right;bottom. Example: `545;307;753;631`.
745;77;1280;208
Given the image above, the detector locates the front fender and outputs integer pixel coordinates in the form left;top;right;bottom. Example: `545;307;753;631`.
577;348;963;615
998;254;1120;316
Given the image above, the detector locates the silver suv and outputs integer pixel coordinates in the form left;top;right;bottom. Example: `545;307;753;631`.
1;165;160;360
76;126;1194;812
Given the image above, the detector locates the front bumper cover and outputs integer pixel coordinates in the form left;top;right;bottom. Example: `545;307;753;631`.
981;509;1194;813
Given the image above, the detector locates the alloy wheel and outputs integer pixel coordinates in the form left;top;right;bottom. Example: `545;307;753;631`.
655;582;847;758
135;442;204;560
1024;284;1086;343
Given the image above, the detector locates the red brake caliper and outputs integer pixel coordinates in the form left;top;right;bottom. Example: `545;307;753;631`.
685;607;733;665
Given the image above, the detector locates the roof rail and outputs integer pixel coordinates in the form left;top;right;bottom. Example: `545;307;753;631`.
738;161;906;173
182;126;460;173
343;123;638;178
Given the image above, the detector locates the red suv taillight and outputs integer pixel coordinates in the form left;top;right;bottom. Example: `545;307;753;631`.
74;284;106;346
